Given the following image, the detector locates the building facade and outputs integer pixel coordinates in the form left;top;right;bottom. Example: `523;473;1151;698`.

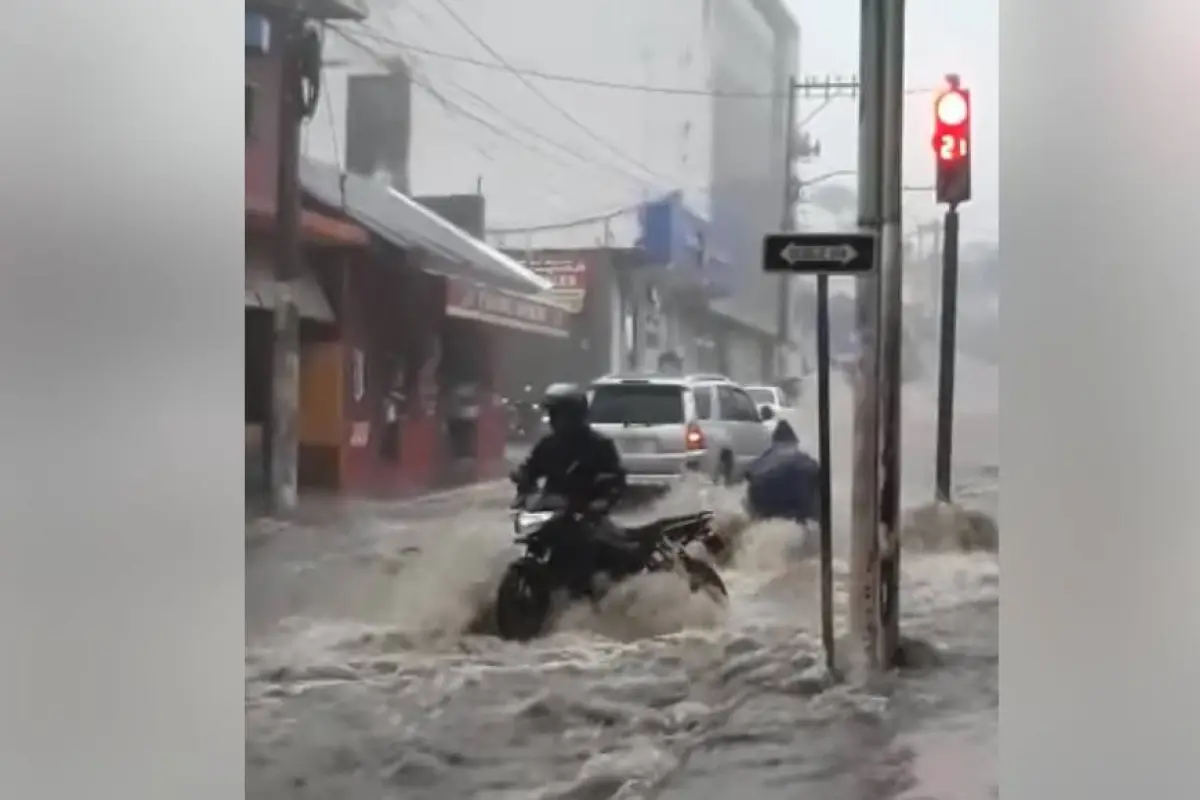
246;5;556;500
308;0;799;383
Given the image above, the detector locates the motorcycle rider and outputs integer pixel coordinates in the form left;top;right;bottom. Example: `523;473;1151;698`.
511;385;629;592
744;419;821;527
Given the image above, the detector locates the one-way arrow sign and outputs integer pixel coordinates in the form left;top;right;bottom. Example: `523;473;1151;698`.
761;232;877;275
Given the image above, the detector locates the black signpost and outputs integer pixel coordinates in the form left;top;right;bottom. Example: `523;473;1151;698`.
762;232;878;275
763;230;878;675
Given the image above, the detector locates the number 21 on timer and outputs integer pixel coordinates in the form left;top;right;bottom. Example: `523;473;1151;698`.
939;134;968;160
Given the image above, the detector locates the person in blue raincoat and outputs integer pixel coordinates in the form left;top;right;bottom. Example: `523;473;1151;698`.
743;419;821;524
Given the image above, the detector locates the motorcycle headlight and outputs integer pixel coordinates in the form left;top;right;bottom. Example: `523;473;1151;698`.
516;511;554;535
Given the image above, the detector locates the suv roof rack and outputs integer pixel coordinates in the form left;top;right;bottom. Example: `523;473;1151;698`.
591;372;736;385
594;372;661;382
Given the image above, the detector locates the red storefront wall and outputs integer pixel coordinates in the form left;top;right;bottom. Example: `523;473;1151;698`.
443;276;573;483
335;250;446;497
307;249;573;498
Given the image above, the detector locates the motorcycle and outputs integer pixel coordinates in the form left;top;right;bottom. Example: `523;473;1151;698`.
493;493;729;642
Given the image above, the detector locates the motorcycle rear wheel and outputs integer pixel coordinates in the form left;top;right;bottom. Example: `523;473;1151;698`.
495;563;552;642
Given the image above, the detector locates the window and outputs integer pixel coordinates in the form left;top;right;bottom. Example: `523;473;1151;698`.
730;389;760;421
746;387;777;406
590;384;685;425
718;385;759;422
692;386;713;420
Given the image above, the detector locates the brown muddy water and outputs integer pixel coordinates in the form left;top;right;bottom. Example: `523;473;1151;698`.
247;360;998;799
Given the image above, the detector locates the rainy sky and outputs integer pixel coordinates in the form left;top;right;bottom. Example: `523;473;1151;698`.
309;0;997;247
789;0;998;242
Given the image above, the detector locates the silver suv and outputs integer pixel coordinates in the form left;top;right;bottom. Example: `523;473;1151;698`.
588;373;772;487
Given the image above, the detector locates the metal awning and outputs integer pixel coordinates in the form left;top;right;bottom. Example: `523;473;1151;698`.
245;253;335;322
300;158;553;296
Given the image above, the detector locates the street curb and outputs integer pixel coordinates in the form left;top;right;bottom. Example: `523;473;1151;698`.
378;478;509;509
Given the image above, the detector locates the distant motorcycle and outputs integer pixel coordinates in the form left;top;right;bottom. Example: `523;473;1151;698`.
494;493;728;641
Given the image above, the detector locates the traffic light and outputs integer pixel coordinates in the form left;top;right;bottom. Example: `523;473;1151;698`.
932;77;971;205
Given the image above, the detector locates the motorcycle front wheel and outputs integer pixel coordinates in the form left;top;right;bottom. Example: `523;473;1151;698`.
495;563;553;642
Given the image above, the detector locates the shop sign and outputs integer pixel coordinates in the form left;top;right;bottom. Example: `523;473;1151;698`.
522;257;589;313
445;279;570;339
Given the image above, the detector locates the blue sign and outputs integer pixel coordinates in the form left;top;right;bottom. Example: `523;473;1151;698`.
635;192;734;297
246;13;271;54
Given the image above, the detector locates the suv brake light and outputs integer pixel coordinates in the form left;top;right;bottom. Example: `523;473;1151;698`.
685;421;706;450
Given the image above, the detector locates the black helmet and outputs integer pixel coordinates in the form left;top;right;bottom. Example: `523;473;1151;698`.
771;419;799;444
542;384;588;432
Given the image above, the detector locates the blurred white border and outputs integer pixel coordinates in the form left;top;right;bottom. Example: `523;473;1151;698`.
1003;0;1200;794
0;1;244;797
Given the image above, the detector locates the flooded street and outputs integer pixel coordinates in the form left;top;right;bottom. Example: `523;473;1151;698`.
246;360;997;799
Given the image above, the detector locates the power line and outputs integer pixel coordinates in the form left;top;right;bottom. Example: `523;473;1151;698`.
330;26;671;196
487;202;643;235
421;0;679;188
331;29;646;214
480;99;840;235
415;57;663;194
340;22;780;98
336;22;940;100
798;97;836;130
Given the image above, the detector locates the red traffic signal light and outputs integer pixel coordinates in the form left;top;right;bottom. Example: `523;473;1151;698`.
932;85;972;204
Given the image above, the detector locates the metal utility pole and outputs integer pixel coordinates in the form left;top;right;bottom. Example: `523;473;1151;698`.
849;0;886;676
931;75;973;501
935;206;960;499
267;9;307;513
775;78;798;379
877;0;907;666
815;270;835;675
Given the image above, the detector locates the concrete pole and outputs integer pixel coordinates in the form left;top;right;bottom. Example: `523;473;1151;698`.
877;0;908;666
849;0;886;677
268;10;306;513
776;79;798;380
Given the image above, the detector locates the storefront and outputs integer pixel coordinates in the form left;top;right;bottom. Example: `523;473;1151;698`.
442;277;573;482
293;158;552;497
243;203;368;498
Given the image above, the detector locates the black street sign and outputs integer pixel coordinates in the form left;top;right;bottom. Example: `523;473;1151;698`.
762;232;877;275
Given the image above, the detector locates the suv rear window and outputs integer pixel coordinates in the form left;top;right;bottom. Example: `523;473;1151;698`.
589;384;685;425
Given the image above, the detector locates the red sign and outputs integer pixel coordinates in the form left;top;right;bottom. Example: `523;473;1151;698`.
445;279;570;338
522;257;589;313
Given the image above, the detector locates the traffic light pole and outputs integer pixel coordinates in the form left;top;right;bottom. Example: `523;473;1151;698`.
935;204;961;500
816;271;835;676
849;0;886;678
877;0;907;666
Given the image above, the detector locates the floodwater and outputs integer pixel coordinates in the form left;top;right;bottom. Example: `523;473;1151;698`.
246;358;998;799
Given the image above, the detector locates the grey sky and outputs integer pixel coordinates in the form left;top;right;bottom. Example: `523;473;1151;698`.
787;0;998;241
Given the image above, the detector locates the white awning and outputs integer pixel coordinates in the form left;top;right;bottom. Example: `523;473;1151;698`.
244;252;335;322
300;159;552;296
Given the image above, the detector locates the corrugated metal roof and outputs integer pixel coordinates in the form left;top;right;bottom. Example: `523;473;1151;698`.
246;0;367;22
300;158;552;296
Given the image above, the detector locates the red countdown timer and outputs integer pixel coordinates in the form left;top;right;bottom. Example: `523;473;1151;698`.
933;89;970;160
932;86;972;204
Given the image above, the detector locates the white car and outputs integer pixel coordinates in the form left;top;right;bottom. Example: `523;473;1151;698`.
744;385;787;431
588;374;773;486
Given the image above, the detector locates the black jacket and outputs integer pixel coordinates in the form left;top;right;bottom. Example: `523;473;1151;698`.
513;427;627;509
